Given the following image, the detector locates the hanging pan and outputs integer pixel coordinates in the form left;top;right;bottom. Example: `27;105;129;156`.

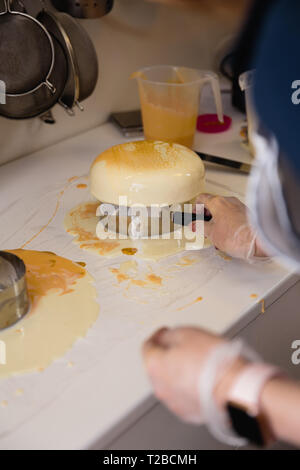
38;8;99;114
51;0;114;19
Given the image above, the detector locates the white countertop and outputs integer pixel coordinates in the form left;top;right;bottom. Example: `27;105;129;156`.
0;96;297;449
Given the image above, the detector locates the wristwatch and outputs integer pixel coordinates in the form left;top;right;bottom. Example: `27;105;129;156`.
226;363;281;446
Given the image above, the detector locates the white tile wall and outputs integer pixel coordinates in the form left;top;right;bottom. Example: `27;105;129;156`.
0;0;244;165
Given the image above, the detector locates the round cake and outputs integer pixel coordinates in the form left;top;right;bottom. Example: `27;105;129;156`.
90;140;205;206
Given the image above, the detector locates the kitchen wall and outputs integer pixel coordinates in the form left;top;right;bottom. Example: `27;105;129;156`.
0;0;248;166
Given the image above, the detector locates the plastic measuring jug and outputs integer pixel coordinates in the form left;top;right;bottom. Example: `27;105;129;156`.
132;65;223;148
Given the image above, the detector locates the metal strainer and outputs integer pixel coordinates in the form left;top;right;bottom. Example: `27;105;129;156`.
51;0;114;19
0;252;30;330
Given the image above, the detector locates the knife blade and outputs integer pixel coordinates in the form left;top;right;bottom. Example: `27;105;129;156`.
171;211;212;226
195;151;252;174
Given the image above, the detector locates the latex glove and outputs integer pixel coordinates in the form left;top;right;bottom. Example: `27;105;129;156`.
193;194;268;260
142;326;245;424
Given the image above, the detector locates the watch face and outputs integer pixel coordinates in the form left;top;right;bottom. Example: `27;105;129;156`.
227;403;266;446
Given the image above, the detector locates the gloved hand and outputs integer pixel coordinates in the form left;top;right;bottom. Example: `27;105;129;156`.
142;326;246;424
193;194;268;260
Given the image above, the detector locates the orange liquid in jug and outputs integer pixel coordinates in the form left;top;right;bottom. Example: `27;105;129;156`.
140;98;197;148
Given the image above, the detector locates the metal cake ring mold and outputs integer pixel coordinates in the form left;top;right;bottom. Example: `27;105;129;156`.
0;251;30;330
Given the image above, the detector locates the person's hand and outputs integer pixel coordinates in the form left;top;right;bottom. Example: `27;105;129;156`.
142;326;245;423
193;194;268;260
